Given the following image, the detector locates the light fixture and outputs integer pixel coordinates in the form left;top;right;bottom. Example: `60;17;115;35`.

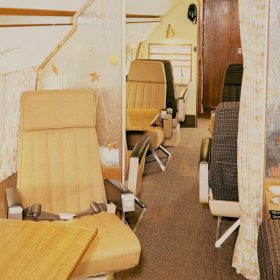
166;24;175;38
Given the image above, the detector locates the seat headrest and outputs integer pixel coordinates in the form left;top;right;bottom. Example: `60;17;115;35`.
20;89;96;131
224;64;243;85
127;60;166;83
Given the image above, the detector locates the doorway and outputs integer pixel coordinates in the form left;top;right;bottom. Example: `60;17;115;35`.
200;0;243;109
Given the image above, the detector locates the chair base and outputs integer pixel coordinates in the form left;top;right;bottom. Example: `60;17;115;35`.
71;273;114;279
215;217;240;248
151;145;171;172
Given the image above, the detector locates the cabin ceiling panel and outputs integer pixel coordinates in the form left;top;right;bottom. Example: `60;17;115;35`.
126;0;181;15
0;26;72;74
0;0;86;11
126;22;160;48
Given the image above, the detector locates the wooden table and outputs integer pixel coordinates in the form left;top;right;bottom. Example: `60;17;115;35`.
0;218;97;280
126;109;159;131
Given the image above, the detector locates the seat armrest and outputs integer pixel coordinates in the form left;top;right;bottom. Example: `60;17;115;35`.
199;138;212;204
162;114;173;138
6;187;21;207
104;179;146;212
6;188;23;220
199;137;212;164
130;135;150;161
128;135;150;195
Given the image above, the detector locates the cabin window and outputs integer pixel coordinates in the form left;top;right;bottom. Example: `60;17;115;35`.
148;43;192;86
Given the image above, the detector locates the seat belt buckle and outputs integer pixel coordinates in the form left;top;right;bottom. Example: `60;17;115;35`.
59;213;76;220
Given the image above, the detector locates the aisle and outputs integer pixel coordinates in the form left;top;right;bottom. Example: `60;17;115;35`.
115;118;244;280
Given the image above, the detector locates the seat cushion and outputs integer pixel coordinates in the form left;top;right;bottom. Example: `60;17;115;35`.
127;126;164;150
49;212;141;276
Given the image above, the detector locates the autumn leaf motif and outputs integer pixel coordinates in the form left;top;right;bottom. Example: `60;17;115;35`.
106;141;117;150
52;63;59;75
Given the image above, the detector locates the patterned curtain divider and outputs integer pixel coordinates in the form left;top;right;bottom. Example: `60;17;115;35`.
232;1;269;279
0;67;37;182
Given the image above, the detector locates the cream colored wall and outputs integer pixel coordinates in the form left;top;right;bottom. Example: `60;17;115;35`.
38;0;124;168
139;0;198;115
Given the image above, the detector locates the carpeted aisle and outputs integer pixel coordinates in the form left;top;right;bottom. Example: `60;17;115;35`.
115;118;245;280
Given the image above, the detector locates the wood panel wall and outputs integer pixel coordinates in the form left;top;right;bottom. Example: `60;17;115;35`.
203;0;243;108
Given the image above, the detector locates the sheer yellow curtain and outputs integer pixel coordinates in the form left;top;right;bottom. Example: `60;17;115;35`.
0;68;37;181
232;1;269;279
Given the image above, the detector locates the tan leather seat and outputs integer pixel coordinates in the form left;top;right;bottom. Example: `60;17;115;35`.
126;60;171;171
127;129;163;151
17;89;141;277
127;60;166;111
51;213;140;276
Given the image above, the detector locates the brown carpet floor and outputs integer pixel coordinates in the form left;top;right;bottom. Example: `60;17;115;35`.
115;118;245;280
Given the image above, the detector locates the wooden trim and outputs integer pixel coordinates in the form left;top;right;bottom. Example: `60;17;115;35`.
197;0;203;117
36;0;94;88
135;42;143;59
0;174;17;218
0;23;72;28
149;52;191;57
149;43;193;47
0;8;76;17
102;166;122;181
126;21;161;24
126;14;161;19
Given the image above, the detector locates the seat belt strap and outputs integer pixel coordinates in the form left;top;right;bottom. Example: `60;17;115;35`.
23;202;107;221
23;204;60;221
76;202;107;218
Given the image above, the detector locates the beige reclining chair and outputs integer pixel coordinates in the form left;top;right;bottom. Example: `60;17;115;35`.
126;60;172;172
14;89;141;278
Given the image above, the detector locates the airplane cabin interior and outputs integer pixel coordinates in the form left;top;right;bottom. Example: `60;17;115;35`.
0;0;279;279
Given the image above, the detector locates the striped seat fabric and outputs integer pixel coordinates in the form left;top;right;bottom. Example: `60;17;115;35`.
258;220;280;280
221;64;243;102
209;102;239;201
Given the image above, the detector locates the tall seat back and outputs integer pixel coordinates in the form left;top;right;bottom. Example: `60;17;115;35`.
210;102;239;201
161;60;177;118
140;59;177;118
221;64;243;102
126;60;166;111
17;89;106;215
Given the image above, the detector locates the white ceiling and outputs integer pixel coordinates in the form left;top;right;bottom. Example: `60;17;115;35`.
125;0;182;48
0;26;72;74
126;22;160;48
126;0;181;15
0;0;88;74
